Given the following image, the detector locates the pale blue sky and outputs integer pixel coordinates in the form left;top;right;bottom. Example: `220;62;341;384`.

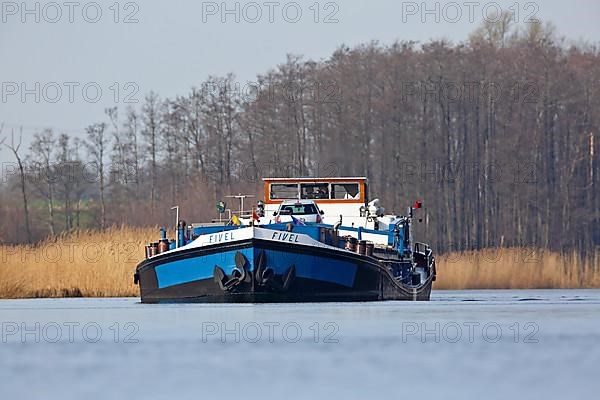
1;0;599;161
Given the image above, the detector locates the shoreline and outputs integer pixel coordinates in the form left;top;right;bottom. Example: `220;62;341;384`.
1;227;598;299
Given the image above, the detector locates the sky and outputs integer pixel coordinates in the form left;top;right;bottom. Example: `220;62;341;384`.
1;0;600;162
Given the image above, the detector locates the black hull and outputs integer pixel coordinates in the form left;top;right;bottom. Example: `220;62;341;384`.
136;239;433;303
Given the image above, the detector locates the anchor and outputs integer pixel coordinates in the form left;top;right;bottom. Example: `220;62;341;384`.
214;250;295;292
214;251;251;291
254;250;296;292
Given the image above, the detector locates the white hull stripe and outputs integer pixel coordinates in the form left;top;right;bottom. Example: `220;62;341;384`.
155;227;341;258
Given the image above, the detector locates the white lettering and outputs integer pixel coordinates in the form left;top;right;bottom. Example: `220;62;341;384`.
208;231;236;244
271;231;300;243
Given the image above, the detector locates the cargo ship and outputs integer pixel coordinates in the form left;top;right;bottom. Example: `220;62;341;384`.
134;177;436;303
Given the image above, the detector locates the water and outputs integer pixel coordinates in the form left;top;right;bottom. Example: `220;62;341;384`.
1;290;599;399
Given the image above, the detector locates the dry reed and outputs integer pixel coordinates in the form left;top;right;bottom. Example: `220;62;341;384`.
0;226;156;299
1;228;598;298
436;248;600;289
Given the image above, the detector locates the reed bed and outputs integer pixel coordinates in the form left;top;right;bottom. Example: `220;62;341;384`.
0;226;156;299
1;227;598;298
436;248;600;289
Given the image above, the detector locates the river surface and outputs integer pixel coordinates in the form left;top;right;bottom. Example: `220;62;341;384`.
1;289;599;399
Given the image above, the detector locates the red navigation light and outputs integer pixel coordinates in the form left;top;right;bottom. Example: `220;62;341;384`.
413;200;422;209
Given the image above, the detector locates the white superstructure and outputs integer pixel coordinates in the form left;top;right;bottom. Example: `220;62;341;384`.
261;177;365;226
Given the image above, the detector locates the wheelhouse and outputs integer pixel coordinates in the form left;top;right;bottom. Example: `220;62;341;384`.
263;177;368;227
264;177;367;204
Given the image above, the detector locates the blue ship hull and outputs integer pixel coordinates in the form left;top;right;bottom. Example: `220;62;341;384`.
135;228;434;303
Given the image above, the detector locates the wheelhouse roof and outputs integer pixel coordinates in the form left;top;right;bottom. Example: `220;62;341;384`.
263;177;367;182
279;199;319;205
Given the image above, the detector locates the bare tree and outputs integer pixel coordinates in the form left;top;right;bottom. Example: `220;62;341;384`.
29;129;57;236
70;137;89;230
85;123;109;229
124;106;141;197
3;127;33;243
141;92;162;216
55;133;81;232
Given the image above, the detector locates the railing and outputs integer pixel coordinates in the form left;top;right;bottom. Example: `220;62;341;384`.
414;242;430;256
414;242;434;268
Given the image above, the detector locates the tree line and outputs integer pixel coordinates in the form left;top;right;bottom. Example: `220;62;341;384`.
1;17;598;257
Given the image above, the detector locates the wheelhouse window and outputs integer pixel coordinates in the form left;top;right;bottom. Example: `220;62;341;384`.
270;184;299;200
279;203;319;215
300;183;329;200
331;183;360;200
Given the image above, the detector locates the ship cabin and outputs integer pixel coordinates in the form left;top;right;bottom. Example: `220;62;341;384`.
263;177;368;228
182;176;412;254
